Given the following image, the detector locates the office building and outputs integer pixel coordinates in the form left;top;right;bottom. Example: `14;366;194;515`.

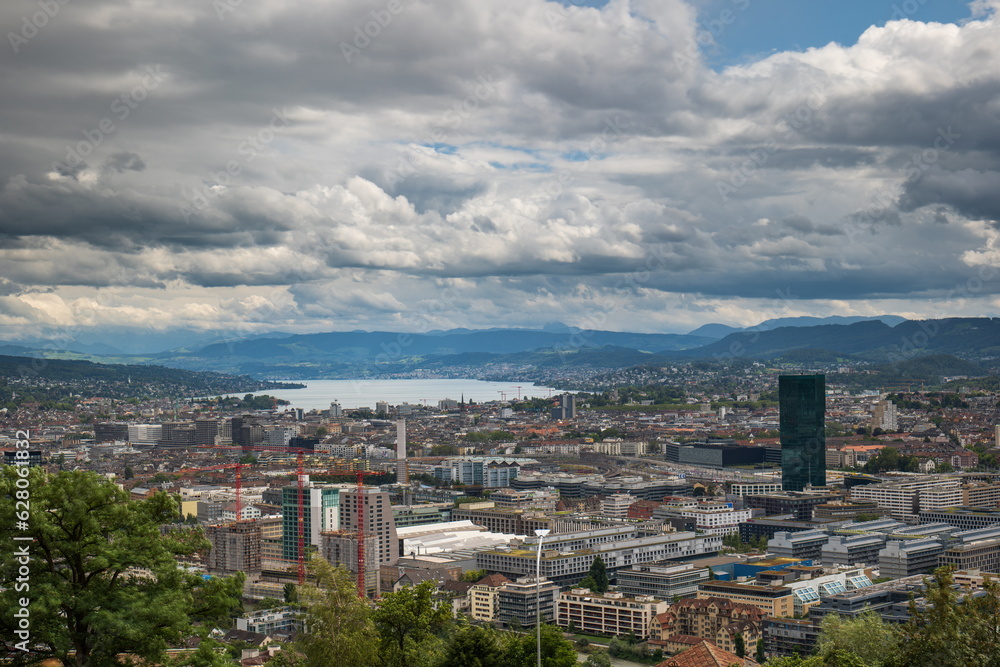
616;563;709;600
921;506;1000;531
821;534;886;567
602;493;637;518
763;617;820;660
745;490;840;522
779;375;826;491
496;576;559;628
937;527;1000;572
877;538;945;579
767;530;831;562
476;528;722;587
850;478;963;522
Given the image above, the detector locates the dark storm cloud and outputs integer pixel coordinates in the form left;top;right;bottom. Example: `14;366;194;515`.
1;0;999;333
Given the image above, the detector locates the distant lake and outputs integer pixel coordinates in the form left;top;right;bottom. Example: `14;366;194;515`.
225;379;558;411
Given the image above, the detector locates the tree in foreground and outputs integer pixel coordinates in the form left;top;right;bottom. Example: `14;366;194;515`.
373;580;453;667
895;566;1000;667
815;609;900;667
0;468;243;667
293;557;377;667
502;624;578;667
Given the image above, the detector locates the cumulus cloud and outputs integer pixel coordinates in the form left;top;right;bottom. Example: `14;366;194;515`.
0;0;999;337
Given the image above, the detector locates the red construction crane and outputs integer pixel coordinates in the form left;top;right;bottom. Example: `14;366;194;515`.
173;461;244;522
297;451;306;585
321;464;387;598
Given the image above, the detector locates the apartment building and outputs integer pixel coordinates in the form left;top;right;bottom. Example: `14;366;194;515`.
696;581;795;618
557;589;667;639
468;574;511;622
204;522;261;573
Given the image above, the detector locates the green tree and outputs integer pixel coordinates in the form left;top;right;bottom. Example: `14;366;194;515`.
437;625;505;667
123;465;134;480
756;637;766;663
179;636;240;667
256;597;284;610
735;632;746;658
896;566;1000;667
503;624;577;667
587;555;609;594
816;609;899;666
292;557;376;667
283;582;298;604
0;468;242;667
460;569;488;583
583;653;612;667
373;580;452;667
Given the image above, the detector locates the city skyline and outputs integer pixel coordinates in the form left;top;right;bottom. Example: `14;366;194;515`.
1;0;999;344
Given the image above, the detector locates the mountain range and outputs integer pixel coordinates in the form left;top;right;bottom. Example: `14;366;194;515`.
2;316;997;379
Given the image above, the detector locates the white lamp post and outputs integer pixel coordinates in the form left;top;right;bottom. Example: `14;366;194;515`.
534;528;550;667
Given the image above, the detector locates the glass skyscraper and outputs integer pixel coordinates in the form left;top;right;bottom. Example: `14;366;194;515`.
779;374;826;491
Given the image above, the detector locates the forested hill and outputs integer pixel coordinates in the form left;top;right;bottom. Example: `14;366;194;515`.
0;354;300;409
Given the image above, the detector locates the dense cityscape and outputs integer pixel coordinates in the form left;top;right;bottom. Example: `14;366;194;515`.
3;351;1000;666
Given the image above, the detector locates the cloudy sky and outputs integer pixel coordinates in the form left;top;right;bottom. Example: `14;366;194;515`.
2;0;999;344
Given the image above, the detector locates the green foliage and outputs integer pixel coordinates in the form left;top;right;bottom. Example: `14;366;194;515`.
896;566;1000;666
177;637;240;667
255;597;285;610
735;632;746;658
293;557;377;667
502;624;577;667
587;555;609;594
862;447;919;474
722;533;768;552
607;637;662;663
460;569;489;583
816;610;900;667
463;430;516;443
431;444;460;456
373;580;453;667
583;653;612;667
283;582;298;604
437;625;506;667
0;468;242;667
755;637;766;663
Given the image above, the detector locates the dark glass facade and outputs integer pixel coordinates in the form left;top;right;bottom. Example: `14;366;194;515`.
779;375;826;491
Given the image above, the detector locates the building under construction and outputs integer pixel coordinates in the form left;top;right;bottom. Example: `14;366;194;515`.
205;521;262;574
320;530;379;597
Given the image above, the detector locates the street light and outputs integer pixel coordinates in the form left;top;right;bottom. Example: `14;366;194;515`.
534;528;550;667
